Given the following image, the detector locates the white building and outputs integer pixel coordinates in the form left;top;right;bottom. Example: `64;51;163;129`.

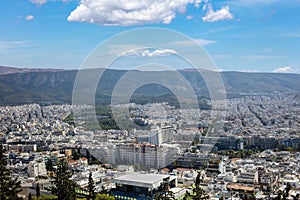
112;173;179;199
8;144;37;152
149;125;174;146
28;160;47;177
144;144;157;168
159;126;174;145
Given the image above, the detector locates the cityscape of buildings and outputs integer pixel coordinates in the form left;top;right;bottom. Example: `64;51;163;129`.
1;94;300;199
2;0;300;199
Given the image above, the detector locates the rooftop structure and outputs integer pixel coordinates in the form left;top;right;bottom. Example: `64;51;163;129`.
111;173;177;200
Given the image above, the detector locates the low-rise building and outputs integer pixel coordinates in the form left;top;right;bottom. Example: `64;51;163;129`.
111;173;177;200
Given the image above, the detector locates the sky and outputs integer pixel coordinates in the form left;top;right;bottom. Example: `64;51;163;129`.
0;0;300;73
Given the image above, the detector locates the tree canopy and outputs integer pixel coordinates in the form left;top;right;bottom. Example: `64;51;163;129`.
87;172;95;200
48;160;77;200
0;145;22;200
184;171;209;200
154;179;175;200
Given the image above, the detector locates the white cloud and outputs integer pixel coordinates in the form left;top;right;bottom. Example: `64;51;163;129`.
236;69;260;73
172;39;217;46
263;48;272;52
202;6;234;22
192;39;217;45
199;26;234;35
0;41;31;51
25;15;34;21
30;0;48;5
186;15;193;20
121;49;177;57
273;66;293;73
67;0;205;26
30;0;71;6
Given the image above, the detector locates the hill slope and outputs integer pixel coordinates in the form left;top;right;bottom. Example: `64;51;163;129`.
0;66;64;75
0;68;299;105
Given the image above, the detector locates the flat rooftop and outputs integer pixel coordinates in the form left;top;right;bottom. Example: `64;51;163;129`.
227;184;254;191
112;173;171;189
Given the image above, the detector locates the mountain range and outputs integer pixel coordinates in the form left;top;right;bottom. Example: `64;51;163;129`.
0;66;299;106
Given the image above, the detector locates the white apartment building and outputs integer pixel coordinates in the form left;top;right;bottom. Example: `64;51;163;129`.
28;160;47;177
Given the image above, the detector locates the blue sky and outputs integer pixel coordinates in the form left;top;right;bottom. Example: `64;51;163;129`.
1;0;300;73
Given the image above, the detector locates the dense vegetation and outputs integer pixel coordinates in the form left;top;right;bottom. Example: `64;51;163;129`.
216;149;260;159
63;105;152;130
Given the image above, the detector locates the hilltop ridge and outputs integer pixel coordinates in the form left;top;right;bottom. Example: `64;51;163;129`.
0;66;299;105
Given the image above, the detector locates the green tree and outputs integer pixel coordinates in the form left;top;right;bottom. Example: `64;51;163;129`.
184;171;209;200
36;183;41;198
28;192;32;200
86;150;90;164
87;172;95;200
48;160;76;200
0;145;22;200
292;194;300;200
276;190;284;200
154;179;175;200
99;185;109;195
95;193;115;200
33;195;58;200
72;149;81;160
284;183;292;198
46;158;53;172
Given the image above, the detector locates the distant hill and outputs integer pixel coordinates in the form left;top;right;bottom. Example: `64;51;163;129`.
0;67;300;106
0;66;64;75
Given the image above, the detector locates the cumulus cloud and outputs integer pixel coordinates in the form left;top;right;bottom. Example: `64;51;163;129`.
67;0;205;26
273;66;293;73
25;15;34;21
202;6;234;22
121;49;177;57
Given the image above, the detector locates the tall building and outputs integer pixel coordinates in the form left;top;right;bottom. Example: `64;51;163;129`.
159;126;174;144
144;144;157;169
149;125;174;146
